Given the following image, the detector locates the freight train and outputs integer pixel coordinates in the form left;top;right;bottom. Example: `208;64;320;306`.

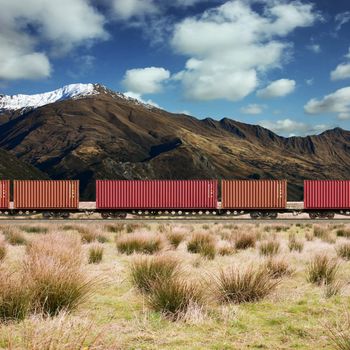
0;179;350;219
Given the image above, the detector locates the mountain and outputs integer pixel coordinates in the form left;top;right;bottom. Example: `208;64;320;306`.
0;83;349;200
0;148;48;180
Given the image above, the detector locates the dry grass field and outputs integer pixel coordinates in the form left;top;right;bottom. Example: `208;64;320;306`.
0;221;350;349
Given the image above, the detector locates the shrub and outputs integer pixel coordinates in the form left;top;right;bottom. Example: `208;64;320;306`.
306;254;339;285
130;255;180;294
116;233;164;255
96;234;109;243
0;269;31;322
234;232;256;250
259;240;280;256
336;243;350;260
4;228;27;245
265;257;293;279
147;277;204;320
213;265;279;304
88;244;104;264
166;230;185;249
336;228;350;238
288;234;304;252
20;226;48;234
187;232;216;259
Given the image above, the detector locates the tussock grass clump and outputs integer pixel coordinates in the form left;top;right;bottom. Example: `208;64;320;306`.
336;243;350;260
116;233;164;255
259;240;280;256
0;239;6;262
88;244;104;264
130;255;180;294
126;223;141;233
147;277;204;320
20;226;48;234
0;269;31;322
10;313;106;350
305;231;315;241
336;228;350;238
77;227;107;244
187;232;216;259
25;234;96;316
105;223;125;233
213;265;279;304
4;227;27;245
325;313;350;350
265;257;293;279
288;234;304;252
306;254;339;285
325;281;343;298
166;230;185;249
234;232;256;250
218;244;236;256
313;225;336;243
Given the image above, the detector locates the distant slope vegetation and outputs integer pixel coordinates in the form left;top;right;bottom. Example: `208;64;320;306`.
0;148;48;180
1;84;350;201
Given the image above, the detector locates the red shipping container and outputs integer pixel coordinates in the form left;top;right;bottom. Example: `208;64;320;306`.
14;180;79;209
304;180;350;209
0;180;10;209
96;180;218;209
221;180;287;209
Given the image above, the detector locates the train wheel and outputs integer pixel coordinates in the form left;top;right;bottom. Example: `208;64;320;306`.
326;212;335;219
309;212;318;219
101;212;110;219
250;212;262;219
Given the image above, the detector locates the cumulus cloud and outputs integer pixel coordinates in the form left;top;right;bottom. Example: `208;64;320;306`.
122;67;171;94
304;87;350;120
307;44;321;53
0;0;107;80
257;79;296;99
335;11;350;31
171;0;318;101
111;0;158;20
240;104;266;115
331;48;350;81
259;118;328;137
124;91;160;108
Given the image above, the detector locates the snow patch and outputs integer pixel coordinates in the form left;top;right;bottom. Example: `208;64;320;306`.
0;83;98;111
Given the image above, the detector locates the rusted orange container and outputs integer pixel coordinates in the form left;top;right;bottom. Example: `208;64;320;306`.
221;180;287;209
0;180;10;209
14;180;79;209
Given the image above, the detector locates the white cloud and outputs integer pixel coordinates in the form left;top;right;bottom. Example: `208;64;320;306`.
306;78;314;86
240;104;266;115
257;79;296;98
260;118;328;137
124;91;160;108
111;0;158;20
331;63;350;81
122;67;170;94
307;44;321;53
0;0;107;80
335;11;350;31
304;87;350;120
171;0;318;101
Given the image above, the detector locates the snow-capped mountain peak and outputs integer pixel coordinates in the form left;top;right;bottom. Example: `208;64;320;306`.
0;83;99;111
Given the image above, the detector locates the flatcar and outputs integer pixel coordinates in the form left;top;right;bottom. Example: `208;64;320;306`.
0;179;350;219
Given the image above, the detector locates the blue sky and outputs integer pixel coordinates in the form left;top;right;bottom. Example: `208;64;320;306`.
1;0;350;136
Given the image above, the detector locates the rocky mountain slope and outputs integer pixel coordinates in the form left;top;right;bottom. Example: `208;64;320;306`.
0;83;349;200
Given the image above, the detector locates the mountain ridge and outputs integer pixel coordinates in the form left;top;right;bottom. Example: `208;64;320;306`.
0;83;348;200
